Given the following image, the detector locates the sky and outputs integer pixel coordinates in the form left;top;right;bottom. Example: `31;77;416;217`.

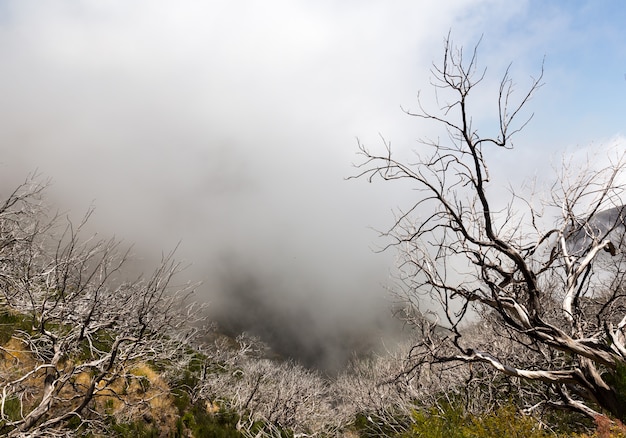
0;0;624;370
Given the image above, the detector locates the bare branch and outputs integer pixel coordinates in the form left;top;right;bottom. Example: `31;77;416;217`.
353;35;626;422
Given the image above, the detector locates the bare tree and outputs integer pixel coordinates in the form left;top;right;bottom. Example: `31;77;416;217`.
333;343;423;436
0;179;202;436
197;334;344;437
353;35;626;421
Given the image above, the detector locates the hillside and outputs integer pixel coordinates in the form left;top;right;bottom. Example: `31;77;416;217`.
4;302;625;438
1;180;625;437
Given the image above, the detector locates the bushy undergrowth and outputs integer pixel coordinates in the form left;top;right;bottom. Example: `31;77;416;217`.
403;403;555;438
2;183;626;438
0;308;31;344
351;402;626;438
175;404;243;438
4;300;626;438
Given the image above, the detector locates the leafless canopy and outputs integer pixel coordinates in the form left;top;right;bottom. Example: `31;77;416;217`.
0;176;203;437
353;35;626;421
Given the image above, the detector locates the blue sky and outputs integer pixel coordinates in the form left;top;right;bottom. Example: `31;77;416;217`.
519;1;625;146
0;0;623;359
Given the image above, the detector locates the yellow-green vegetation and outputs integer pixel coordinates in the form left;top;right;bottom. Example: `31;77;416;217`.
405;404;555;438
380;403;626;438
4;302;626;437
0;309;31;345
580;415;626;438
0;304;245;437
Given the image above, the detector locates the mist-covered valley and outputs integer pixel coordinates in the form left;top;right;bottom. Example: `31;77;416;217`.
2;2;626;436
0;1;621;372
0;0;486;374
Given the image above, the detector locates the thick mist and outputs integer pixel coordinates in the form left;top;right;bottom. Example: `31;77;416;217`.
0;1;610;371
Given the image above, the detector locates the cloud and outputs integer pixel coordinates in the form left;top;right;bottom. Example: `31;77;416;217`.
5;0;617;369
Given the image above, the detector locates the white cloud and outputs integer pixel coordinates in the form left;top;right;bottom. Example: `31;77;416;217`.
2;0;619;366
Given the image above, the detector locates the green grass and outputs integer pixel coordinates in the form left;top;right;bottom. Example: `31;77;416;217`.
0;308;31;344
1;397;22;422
396;402;581;438
110;419;161;438
174;401;244;438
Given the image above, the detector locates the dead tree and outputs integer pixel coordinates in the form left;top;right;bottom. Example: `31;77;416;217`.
0;178;202;436
353;35;626;421
197;334;342;437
